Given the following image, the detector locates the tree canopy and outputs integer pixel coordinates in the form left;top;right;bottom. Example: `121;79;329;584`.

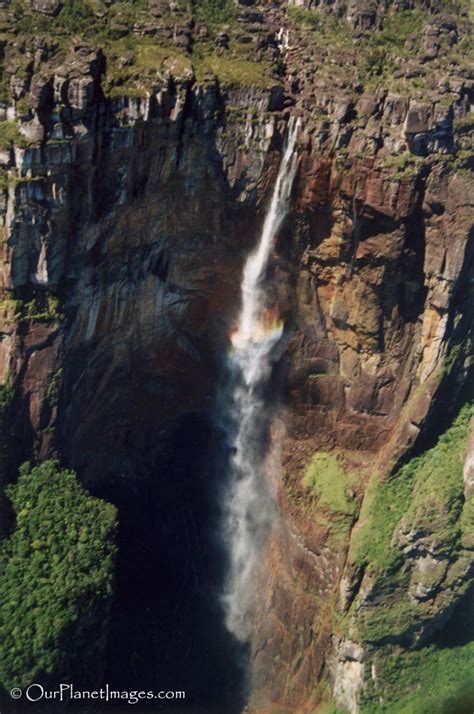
0;460;117;690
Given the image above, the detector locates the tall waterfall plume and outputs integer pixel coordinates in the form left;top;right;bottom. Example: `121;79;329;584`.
221;117;300;641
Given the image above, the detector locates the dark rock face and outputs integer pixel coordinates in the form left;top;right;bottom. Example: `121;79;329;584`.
1;78;284;712
0;0;473;711
296;0;449;28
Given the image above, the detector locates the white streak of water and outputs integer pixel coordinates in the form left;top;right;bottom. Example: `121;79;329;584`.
221;118;300;640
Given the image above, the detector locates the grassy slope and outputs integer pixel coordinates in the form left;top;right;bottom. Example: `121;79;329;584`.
363;642;474;714
350;403;473;576
343;402;474;710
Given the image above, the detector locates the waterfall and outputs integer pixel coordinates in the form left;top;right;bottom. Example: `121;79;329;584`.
221;117;300;641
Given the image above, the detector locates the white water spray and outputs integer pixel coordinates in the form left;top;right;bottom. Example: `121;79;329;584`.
221;118;300;640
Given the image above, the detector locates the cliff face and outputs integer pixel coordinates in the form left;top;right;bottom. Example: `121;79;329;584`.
0;0;473;712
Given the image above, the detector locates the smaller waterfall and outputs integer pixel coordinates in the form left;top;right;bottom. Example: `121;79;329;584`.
221;118;300;641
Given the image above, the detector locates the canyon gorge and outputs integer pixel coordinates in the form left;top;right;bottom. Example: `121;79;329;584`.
0;0;473;712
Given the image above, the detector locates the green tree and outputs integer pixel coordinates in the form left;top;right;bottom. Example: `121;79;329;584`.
0;460;118;690
0;382;13;486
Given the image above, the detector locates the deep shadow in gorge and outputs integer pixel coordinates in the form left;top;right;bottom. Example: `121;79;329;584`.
0;407;251;714
92;411;249;713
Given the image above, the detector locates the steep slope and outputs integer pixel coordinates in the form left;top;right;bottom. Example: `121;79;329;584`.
0;0;472;712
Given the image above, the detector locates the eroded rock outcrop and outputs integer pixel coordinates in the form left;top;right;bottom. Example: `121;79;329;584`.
0;0;472;711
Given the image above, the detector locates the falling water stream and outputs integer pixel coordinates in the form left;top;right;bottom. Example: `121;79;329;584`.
221;118;300;641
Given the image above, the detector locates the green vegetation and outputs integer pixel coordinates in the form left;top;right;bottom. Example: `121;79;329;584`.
303;452;357;517
296;404;474;714
359;47;389;79
356;10;425;84
286;5;352;50
0;291;64;325
100;27;274;95
0;172;45;190
101;35;193;98
0;380;14;484
53;0;97;35
286;2;473;98
445;336;474;380
20;294;64;323
284;3;467;96
193;52;274;88
446;148;474;174
46;368;63;410
350;464;410;574
189;0;235;27
0;382;13;419
0;0;470;104
350;402;473;576
4;0;275;97
2;0;237;98
0;460;117;689
346;401;473;644
369;10;425;55
336;403;474;711
319;704;349;714
361;642;474;713
297;451;360;548
0;121;29;151
12;0;103;37
382;152;425;179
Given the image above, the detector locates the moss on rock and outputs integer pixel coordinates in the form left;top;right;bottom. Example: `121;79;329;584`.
343;402;474;709
303;452;358;518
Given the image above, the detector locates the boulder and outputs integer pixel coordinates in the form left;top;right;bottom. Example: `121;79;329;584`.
29;0;60;15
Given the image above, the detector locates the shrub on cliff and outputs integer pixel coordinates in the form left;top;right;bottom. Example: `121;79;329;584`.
189;0;235;26
0;121;29;151
0;460;117;690
0;382;13;486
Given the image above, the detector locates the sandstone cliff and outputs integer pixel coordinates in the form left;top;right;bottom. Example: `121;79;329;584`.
0;0;472;712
